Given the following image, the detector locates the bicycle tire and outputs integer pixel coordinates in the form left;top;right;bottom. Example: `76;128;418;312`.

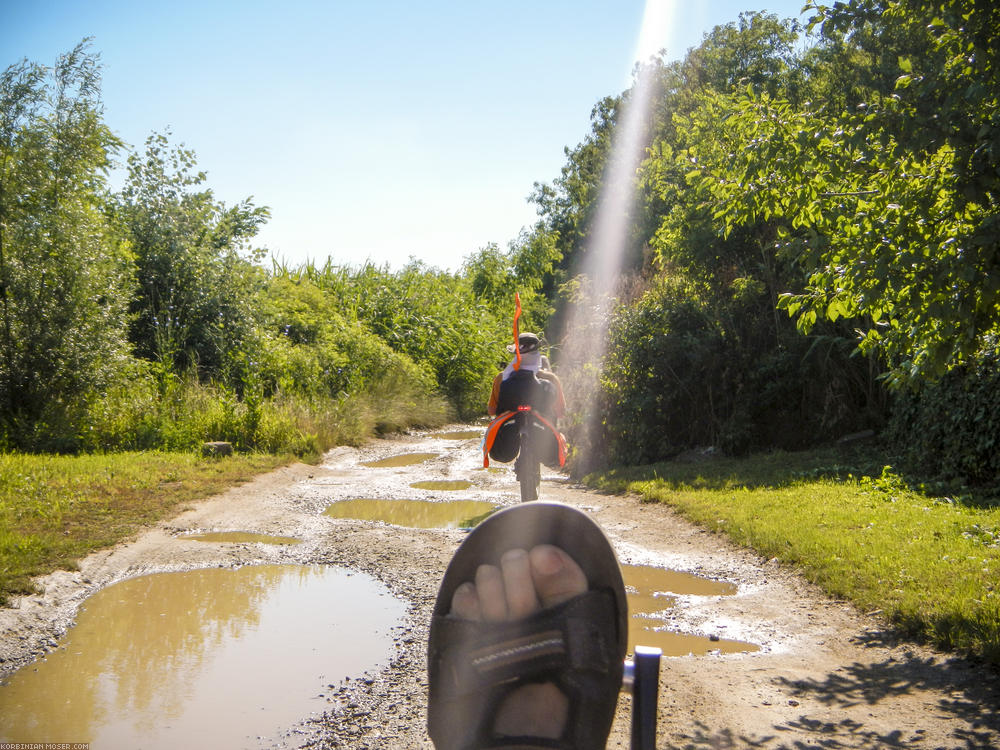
516;415;539;502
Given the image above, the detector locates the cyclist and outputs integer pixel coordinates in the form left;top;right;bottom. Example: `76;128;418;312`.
486;332;565;464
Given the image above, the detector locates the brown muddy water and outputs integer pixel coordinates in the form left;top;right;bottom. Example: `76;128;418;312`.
409;480;474;491
623;564;758;657
180;531;301;545
360;452;438;468
323;499;495;529
432;430;482;440
0;565;405;748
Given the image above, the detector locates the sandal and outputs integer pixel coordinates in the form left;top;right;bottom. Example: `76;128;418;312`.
427;502;628;749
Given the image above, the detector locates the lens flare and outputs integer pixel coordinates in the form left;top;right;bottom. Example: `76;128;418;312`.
558;0;675;471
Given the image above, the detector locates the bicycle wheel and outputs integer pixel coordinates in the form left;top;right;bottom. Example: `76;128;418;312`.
515;417;539;502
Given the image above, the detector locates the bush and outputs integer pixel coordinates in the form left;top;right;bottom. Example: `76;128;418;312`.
599;274;887;466
886;349;1000;485
600;276;728;465
296;261;507;419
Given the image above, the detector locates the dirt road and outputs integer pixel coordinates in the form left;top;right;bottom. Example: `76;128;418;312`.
2;426;998;749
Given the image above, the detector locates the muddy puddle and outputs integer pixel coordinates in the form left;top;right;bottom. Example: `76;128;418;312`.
0;565;404;748
361;452;438;468
623;564;758;657
410;480;474;491
432;430;482;440
180;531;301;545
324;499;495;529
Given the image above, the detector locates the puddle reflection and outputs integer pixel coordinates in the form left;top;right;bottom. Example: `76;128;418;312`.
410;480;473;491
180;531;301;545
361;453;437;468
323;498;495;529
432;430;481;440
0;565;404;748
623;564;758;657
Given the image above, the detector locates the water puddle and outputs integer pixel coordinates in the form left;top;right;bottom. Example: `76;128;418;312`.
410;480;474;491
623;564;758;657
0;565;404;748
180;531;301;545
625;564;737;613
361;452;438;468
433;430;482;440
323;499;495;529
432;429;486;440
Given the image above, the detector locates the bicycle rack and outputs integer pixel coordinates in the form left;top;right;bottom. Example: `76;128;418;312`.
623;646;662;750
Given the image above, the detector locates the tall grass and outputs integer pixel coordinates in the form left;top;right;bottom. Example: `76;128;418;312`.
0;370;452;605
588;449;1000;665
0;451;290;604
81;369;451;456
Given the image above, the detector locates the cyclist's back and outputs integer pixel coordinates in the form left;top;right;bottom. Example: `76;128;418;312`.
497;367;555;417
485;332;564;467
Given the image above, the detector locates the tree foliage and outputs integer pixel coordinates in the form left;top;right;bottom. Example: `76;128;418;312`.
530;1;997;480
114;132;269;389
0;41;469;453
296;259;511;418
259;273;435;402
679;1;1000;384
0;41;134;449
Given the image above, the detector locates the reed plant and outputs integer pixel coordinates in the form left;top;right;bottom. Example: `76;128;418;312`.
79;366;450;457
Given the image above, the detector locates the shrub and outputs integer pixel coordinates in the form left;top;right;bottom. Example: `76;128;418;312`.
886;349;1000;485
599;274;887;466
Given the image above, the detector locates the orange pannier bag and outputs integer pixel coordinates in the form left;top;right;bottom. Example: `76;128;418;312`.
481;406;567;469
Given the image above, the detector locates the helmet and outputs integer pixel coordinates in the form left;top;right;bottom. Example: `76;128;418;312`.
506;332;540;354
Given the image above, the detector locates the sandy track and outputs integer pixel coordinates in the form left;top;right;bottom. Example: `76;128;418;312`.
2;427;998;749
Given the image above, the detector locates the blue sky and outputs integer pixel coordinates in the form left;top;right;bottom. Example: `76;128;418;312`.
2;0;808;271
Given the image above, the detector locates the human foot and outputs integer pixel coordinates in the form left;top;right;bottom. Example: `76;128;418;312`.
448;544;588;738
427;502;628;750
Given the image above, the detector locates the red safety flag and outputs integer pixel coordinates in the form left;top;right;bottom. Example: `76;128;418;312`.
512;292;523;371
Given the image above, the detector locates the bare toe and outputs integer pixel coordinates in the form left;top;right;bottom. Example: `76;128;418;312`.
528;544;588;608
500;548;540;619
450;581;482;621
475;563;508;622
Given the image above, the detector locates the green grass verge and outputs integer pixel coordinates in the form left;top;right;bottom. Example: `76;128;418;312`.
0;451;292;605
586;448;1000;665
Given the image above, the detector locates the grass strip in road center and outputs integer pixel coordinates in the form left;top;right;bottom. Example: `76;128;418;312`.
586;449;1000;665
0;451;292;605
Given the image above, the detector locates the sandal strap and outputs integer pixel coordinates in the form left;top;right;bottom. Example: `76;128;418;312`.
430;588;620;700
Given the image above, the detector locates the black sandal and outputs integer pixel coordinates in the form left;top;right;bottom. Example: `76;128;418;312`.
428;502;628;749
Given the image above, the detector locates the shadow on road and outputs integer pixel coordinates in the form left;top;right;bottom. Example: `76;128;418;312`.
666;641;1000;750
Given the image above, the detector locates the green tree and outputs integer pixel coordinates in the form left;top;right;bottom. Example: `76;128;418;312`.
668;1;1000;384
461;243;514;313
583;11;889;465
0;41;134;449
460;229;561;332
114;132;269;389
529;94;620;281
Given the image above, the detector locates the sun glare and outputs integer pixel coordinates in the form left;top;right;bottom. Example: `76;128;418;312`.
557;0;674;469
633;0;678;69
